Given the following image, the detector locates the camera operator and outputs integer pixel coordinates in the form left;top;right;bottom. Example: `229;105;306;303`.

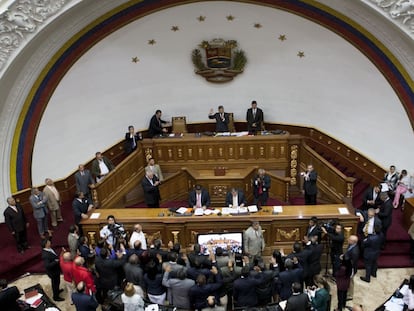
99;215;126;249
321;221;344;277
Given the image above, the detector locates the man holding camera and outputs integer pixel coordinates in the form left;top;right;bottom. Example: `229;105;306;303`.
99;215;126;248
321;222;344;277
253;168;271;208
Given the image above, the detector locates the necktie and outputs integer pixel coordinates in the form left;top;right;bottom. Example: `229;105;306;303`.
253;109;256;118
197;194;202;207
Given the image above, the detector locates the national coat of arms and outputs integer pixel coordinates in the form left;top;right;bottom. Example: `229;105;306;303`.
192;38;247;83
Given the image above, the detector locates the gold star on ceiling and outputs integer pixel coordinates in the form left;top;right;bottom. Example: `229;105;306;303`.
278;34;287;41
171;26;179;32
148;39;156;45
197;15;206;22
297;51;305;58
131;57;139;63
254;23;262;28
226;15;235;21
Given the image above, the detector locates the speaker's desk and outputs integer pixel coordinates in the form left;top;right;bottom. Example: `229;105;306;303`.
81;204;358;254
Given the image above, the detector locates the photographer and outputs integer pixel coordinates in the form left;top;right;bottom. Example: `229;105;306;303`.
99;215;126;249
321;221;344;277
253;168;271;208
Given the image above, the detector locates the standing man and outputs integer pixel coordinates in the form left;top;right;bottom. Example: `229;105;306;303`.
225;188;247;208
125;125;142;154
188;184;211;209
148;109;169;137
91;152;114;183
377;191;393;249
129;224;147;250
208;105;230;132
74;164;94;202
43;178;63;227
360;225;383;283
253;168;271;208
321;222;344;276
72;192;93;236
302;164;318;205
29;187;49;238
383;165;399;192
361;184;382;210
145;157;164;182
72;281;99;311
246;100;264;134
243;221;265;259
4;197;29;254
42;237;64;301
141;171;161;208
342;235;359;301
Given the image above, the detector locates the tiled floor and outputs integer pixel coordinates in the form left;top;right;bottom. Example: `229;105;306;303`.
10;267;414;311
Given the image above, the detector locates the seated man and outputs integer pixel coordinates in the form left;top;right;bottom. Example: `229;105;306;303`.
225;188;247;207
189;185;211;209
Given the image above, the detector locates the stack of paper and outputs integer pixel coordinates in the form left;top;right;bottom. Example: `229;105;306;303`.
193;208;204;216
176;207;188;214
273;206;283;213
247;205;258;212
90;213;101;219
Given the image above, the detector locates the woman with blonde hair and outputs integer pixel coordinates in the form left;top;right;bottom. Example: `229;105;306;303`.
121;282;145;311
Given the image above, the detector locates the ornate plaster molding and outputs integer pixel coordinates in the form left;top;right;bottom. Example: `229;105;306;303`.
364;0;414;36
0;0;70;72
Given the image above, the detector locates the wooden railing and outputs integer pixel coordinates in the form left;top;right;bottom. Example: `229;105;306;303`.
300;143;356;203
13;123;384;213
93;148;146;208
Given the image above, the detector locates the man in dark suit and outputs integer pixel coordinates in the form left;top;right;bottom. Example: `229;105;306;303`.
360;225;383;283
286;282;310;311
305;235;324;286
361;185;382;210
208;105;230;132
141;170;161;208
302;164;318;205
277;258;303;301
225;188;247;207
253;168;271;208
148;109;169;137
246;100;264;134
72;281;99;311
4;197;29;253
342;235;359;300
357;208;382;237
41;237;64;301
233;265;267;308
306;216;322;243
0;279;21;311
377;192;393;248
72;192;93;236
124;125;142;154
188;267;222;310
75;164;94;202
189;184;211;209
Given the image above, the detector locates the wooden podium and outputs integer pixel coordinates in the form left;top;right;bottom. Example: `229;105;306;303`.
185;166;257;206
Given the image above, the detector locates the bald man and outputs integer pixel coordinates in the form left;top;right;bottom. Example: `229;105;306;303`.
59;251;74;304
342;235;359;300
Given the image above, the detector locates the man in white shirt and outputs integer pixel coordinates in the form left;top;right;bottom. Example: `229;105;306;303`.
91;152;114;183
129;224;147;250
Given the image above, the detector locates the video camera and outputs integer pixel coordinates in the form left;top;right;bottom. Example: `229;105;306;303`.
108;223;126;240
320;219;338;233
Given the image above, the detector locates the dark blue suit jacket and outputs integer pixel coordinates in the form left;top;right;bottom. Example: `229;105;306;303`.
225;190;247;206
72;292;99;311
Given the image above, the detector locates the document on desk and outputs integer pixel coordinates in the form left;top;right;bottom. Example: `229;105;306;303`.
25;293;43;305
176;207;188;214
90;212;101;219
384;297;404;311
193;208;204;216
273;206;283;213
338;207;349;215
247;205;258;213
